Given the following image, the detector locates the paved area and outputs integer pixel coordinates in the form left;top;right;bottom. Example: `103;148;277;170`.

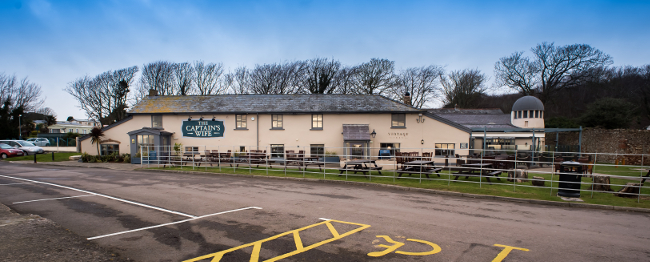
1;161;649;261
0;202;129;261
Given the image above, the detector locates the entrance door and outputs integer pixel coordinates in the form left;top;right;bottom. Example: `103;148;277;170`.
344;141;368;159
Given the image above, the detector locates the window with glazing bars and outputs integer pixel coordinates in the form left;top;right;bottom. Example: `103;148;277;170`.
312;114;323;129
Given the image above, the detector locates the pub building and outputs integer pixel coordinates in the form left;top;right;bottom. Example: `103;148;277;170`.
79;91;545;163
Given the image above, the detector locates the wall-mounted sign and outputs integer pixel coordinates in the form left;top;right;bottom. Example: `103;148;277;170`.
182;120;224;138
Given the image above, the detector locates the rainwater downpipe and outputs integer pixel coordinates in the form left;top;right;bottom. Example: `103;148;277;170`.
256;113;259;150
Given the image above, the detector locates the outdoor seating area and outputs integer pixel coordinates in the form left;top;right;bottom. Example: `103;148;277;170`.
136;146;649;203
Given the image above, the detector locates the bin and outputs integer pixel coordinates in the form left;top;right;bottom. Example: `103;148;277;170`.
558;161;584;198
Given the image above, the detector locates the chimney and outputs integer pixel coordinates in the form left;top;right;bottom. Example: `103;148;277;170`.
148;89;158;97
404;92;411;106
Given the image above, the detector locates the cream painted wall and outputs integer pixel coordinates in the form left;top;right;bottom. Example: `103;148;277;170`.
511;110;545;128
81;113;471;158
80;115;151;155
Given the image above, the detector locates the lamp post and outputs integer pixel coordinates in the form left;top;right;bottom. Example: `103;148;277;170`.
18;114;22;140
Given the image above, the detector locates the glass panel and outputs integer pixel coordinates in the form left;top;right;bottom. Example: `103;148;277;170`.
271;144;284;158
152;115;163;128
312;114;323;129
310;144;324;157
349;142;365;158
523;111;528;118
391;114;405;127
236;115;247;129
272;115;283;128
379;143;400;157
434;143;455;156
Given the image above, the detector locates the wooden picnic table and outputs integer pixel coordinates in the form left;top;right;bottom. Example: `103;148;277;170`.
338;159;383;177
396;160;442;179
452;163;503;184
283;156;325;171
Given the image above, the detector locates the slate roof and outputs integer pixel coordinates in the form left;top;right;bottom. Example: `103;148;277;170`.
342;124;370;140
427;108;517;131
129;94;420;114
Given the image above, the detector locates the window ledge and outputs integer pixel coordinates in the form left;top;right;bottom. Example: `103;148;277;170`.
234;128;249;130
310;128;323;131
270;128;285;130
390;126;407;129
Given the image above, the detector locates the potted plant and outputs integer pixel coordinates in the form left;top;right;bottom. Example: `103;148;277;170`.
321;151;340;163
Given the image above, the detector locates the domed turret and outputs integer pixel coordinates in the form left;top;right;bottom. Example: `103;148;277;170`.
511;96;544;128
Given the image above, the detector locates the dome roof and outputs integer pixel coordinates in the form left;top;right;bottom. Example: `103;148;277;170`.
512;96;544;111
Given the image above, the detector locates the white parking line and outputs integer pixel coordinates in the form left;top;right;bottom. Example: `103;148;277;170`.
12;194;95;204
0;174;197;218
87;206;262;240
0;182;31;186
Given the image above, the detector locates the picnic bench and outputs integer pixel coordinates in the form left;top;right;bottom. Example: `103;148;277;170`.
339;160;383;176
396;160;442;179
452;163;503;184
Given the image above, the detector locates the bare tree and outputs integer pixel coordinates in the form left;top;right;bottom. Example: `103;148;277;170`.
193;61;226;95
66;66;138;125
495;42;613;103
0;73;44;112
389;65;443;108
494;51;538;95
248;61;306;94
330;66;357;94
302;58;341;94
139;61;175;96
173;62;194;95
226;66;250;94
440;69;487;108
353;58;396;95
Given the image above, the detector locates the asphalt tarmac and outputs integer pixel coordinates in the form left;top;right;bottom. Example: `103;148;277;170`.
0;162;649;262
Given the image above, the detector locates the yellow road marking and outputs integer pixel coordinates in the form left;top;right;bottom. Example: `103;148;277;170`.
368;235;442;257
395;238;441;256
367;235;405;257
492;244;529;262
184;219;370;262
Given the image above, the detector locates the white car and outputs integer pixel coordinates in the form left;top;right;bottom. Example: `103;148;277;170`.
26;137;51;147
0;140;45;155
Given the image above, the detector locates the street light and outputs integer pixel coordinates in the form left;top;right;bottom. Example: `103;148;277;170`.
18;114;22;140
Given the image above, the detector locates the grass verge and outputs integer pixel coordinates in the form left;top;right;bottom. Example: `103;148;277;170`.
3;152;80;162
145;164;650;209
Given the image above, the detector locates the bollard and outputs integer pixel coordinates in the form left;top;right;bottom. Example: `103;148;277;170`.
52;152;55;161
34;153;37;163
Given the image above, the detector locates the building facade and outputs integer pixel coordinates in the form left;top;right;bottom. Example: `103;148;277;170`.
80;94;473;158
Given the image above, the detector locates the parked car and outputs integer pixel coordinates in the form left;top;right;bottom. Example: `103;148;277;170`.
26;137;51;147
0;140;44;155
0;143;25;159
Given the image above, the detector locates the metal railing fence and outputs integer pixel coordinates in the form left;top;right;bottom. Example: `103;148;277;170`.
135;145;650;203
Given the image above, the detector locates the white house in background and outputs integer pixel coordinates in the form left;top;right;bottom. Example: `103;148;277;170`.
48;119;100;135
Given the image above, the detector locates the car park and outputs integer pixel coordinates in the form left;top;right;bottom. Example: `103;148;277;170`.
0;140;44;155
26;137;51;147
0;143;25;159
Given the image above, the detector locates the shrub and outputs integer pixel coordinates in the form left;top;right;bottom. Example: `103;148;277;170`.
122;154;131;163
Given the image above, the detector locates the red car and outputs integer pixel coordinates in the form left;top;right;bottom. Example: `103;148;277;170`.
0;143;24;159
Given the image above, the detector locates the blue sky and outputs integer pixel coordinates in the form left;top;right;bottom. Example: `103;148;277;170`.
1;0;649;120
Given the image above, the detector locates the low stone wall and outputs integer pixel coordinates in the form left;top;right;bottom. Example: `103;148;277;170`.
42;146;78;153
546;128;650;165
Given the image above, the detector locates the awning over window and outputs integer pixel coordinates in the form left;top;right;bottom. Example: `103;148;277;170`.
342;124;370;141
